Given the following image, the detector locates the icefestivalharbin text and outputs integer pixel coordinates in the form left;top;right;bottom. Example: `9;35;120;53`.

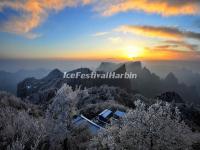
63;72;137;79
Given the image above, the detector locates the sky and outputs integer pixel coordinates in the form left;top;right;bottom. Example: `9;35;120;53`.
0;0;200;61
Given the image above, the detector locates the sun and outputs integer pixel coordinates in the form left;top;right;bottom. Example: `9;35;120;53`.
128;53;138;58
125;46;143;59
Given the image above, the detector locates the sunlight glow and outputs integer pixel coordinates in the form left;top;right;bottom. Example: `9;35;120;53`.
125;46;143;59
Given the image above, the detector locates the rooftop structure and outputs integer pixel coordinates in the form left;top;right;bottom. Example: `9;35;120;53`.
73;115;102;135
73;109;126;135
113;110;126;119
98;109;113;123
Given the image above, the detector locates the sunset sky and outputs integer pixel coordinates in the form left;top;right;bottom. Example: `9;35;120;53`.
0;0;200;61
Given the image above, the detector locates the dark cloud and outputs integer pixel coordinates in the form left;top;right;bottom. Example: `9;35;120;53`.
164;40;199;51
116;25;200;41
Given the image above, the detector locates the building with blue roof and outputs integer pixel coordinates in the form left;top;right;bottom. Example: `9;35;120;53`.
113;110;126;119
73;115;102;135
73;109;126;135
98;109;113;123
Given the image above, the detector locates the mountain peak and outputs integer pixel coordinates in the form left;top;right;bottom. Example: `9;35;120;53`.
114;64;127;74
125;61;142;73
45;69;63;79
96;62;119;72
68;68;92;74
165;72;178;82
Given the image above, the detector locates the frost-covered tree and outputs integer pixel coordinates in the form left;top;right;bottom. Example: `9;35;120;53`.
44;84;89;149
7;111;46;150
0;92;46;150
0;108;46;150
46;84;88;127
0;85;89;150
90;100;197;150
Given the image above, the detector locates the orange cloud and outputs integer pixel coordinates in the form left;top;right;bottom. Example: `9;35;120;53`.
94;0;200;16
116;25;200;41
1;0;200;38
0;0;88;38
143;45;200;61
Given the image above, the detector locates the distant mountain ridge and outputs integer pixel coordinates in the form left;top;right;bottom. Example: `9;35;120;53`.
96;61;142;73
17;61;200;105
0;69;49;94
96;62;121;72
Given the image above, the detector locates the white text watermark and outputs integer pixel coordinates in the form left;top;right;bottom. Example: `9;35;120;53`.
63;72;137;79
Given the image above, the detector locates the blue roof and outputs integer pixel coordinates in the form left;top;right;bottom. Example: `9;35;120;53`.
114;110;125;117
99;109;112;118
73;115;102;134
72;116;84;125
